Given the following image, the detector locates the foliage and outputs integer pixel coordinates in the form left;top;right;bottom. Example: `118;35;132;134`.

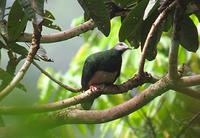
0;0;200;138
38;15;200;137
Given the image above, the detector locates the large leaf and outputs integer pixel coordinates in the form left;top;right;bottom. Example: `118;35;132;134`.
119;0;149;41
143;0;158;20
78;0;111;36
179;15;199;52
18;0;44;25
18;0;34;19
43;18;61;31
0;68;26;92
8;43;28;56
34;0;45;15
18;0;44;18
113;0;137;8
0;0;6;20
7;0;28;41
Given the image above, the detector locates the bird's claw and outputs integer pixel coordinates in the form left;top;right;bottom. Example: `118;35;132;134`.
89;85;98;92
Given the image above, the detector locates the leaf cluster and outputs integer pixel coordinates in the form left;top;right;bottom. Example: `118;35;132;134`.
78;0;200;60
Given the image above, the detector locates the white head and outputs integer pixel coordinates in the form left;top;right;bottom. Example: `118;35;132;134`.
113;42;131;52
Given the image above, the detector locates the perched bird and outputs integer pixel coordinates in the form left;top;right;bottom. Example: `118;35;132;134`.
81;42;130;109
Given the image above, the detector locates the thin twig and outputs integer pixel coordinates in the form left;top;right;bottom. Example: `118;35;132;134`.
138;1;176;75
33;61;81;92
172;87;200;100
179;75;200;87
0;18;42;100
176;111;200;138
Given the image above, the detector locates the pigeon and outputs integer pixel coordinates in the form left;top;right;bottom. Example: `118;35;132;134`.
81;42;130;109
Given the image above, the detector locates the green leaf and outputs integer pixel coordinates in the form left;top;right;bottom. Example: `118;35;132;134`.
119;0;149;41
143;0;158;20
44;10;55;20
43;18;61;31
18;0;35;19
8;0;28;41
34;0;45;15
8;43;28;56
78;0;111;36
18;0;44;18
0;0;6;20
194;12;200;22
0;68;26;92
0;33;6;46
179;15;199;52
113;0;137;8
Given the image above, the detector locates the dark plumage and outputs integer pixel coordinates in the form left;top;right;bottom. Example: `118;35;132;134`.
81;42;130;109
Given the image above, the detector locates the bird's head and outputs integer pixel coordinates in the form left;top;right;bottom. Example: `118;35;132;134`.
113;42;131;52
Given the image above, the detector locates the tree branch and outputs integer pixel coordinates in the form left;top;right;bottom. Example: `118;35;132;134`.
17;19;95;43
0;89;93;114
15;10;130;44
34;76;171;127
178;75;200;87
33;61;81;92
172;87;200;100
0;20;42;101
0;73;157;114
168;3;183;80
138;1;176;75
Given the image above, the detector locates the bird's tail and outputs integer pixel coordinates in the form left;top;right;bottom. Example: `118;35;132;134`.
81;98;95;110
81;94;101;110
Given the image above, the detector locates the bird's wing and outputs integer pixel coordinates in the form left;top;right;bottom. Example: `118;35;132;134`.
81;56;97;90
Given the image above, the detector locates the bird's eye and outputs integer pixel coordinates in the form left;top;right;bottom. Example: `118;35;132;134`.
119;43;123;46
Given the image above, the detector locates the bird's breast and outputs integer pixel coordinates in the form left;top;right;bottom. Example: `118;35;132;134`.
88;71;118;86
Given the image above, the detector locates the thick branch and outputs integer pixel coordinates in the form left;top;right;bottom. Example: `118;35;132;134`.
18;19;95;43
0;73;157;114
138;1;176;75
33;61;81;92
0;21;42;100
37;76;171;127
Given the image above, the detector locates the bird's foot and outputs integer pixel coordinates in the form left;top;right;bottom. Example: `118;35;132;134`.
89;85;99;92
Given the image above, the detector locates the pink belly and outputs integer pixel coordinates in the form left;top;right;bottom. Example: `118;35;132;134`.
88;71;118;86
